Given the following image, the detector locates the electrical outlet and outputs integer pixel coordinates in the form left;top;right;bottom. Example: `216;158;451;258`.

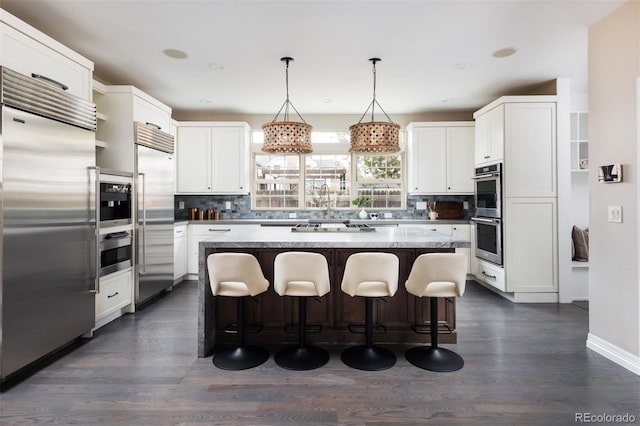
384;212;392;219
178;201;185;209
225;201;231;210
289;213;297;219
608;206;622;223
463;201;469;210
416;201;427;210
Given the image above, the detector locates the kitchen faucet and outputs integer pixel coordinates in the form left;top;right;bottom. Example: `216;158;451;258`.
319;184;331;219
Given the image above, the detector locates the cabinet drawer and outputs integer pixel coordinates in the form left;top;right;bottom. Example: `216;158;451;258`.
96;270;133;320
474;259;505;292
1;24;92;100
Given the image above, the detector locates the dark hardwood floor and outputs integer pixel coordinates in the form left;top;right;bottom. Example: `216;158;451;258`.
1;280;638;425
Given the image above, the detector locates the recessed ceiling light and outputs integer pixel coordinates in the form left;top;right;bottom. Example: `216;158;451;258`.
163;48;188;59
208;63;225;71
323;98;334;104
454;62;472;70
493;47;517;58
442;98;454;103
199;98;212;104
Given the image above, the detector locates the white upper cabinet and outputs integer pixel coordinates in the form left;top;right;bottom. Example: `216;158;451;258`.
407;122;474;194
95;85;172;172
474;104;504;166
504;102;557;198
0;10;93;101
176;122;250;194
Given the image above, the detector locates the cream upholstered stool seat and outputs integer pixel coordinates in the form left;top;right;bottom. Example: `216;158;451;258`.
274;252;331;370
340;252;399;371
405;253;467;372
207;253;270;370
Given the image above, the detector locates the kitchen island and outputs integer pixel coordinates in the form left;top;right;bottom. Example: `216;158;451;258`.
197;225;470;357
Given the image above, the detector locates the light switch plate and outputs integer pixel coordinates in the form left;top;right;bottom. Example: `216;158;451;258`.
608;206;622;223
178;201;185;209
416;201;427;210
289;213;297;219
384;212;392;219
225;201;232;210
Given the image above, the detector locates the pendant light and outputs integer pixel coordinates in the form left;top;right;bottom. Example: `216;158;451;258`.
349;58;400;154
262;57;313;154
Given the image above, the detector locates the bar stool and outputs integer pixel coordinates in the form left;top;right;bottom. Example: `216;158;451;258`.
207;252;270;370
405;253;467;372
340;252;399;371
273;252;331;370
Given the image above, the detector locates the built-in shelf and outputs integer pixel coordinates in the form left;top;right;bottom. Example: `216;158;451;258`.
96;139;107;148
96;111;107;121
92;79;106;95
570;169;589;173
572;261;589;268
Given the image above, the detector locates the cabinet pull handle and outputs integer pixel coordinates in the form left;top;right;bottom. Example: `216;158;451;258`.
145;122;162;130
482;271;497;279
176;230;183;234
107;292;119;298
484;155;490;159
31;73;68;91
208;228;231;232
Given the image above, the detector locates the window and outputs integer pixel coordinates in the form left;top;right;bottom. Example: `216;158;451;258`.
251;132;405;210
253;154;301;208
355;154;403;209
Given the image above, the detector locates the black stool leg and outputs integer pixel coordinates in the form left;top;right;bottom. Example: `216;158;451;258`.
341;297;396;371
405;297;464;372
213;297;269;370
275;297;329;370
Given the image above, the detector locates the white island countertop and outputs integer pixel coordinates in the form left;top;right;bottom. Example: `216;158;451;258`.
198;225;470;249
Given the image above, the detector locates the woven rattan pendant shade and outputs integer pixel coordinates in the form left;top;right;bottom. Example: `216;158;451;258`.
349;58;399;154
262;57;313;154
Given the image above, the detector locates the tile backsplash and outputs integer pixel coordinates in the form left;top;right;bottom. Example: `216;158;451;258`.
174;194;475;221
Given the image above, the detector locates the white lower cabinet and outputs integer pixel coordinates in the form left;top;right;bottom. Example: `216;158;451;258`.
187;224;260;278
400;223;472;274
174;224;187;282
95;269;134;329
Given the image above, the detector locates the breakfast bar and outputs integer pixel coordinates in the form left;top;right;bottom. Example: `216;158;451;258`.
197;225;470;357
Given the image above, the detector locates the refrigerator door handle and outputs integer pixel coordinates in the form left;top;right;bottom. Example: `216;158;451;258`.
139;172;147;275
89;166;100;293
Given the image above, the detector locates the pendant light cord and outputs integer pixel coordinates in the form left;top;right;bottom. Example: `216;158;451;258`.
271;57;307;124
357;57;393;124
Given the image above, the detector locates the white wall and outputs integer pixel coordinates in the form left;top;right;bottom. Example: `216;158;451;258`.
587;1;640;374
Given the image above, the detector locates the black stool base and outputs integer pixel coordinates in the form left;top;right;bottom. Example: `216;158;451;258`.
212;346;269;370
405;346;464;372
341;345;396;371
275;345;329;371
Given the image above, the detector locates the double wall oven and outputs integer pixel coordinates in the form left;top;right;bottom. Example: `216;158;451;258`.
97;170;134;280
471;163;503;266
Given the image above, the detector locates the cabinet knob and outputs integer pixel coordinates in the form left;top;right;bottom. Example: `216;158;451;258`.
484;155;490;159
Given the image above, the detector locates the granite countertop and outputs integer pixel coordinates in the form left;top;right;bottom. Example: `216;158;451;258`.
186;218;471;226
198;225;470;249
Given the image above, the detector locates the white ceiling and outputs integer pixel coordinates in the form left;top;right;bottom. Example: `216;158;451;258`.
2;0;625;116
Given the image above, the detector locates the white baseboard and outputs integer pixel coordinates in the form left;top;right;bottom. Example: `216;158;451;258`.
473;279;559;303
587;333;640;376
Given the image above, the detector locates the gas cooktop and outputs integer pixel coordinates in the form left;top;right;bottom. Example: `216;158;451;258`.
291;223;376;233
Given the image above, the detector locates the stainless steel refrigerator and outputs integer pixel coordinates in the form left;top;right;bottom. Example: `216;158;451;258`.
0;67;97;382
134;122;174;306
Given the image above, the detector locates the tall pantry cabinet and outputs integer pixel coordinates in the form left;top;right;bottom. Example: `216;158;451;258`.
473;96;558;302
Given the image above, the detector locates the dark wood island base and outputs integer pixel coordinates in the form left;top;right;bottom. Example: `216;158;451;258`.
199;246;457;358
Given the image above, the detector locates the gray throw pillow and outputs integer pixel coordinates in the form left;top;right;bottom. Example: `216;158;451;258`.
572;226;589;262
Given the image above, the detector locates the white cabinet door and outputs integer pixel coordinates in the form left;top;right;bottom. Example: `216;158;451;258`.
408;127;446;193
1;24;92;100
504;103;556;198
174;225;187;280
451;224;472;274
446;127;475;193
211;127;248;193
177;127;212;193
475;105;504;166
504;197;557;292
